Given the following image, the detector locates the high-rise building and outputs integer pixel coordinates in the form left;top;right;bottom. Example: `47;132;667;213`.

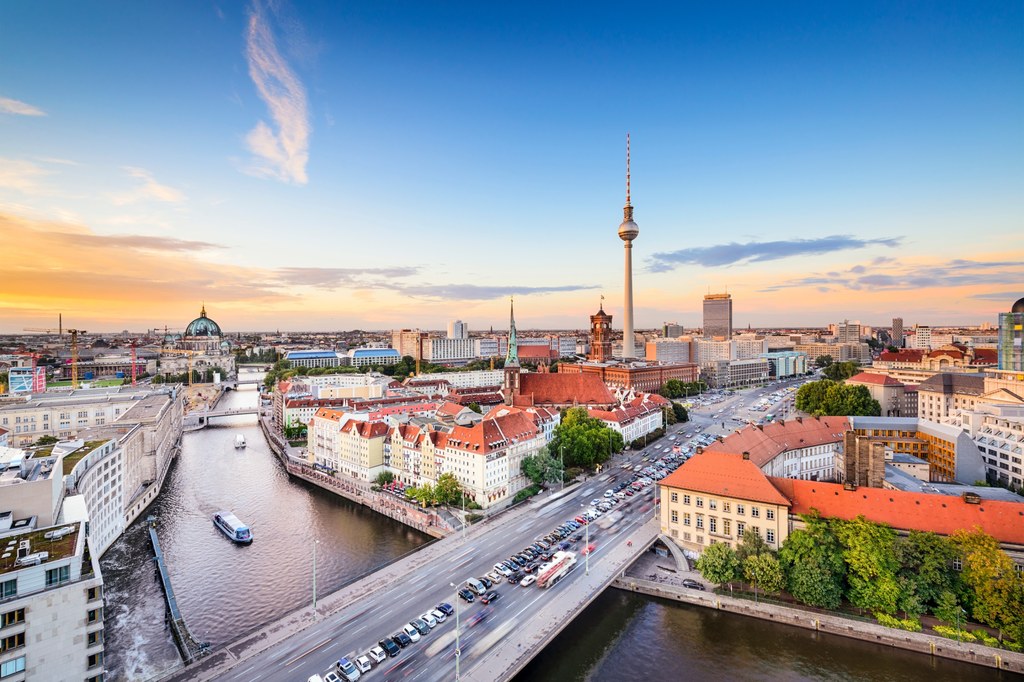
891;317;904;348
997;297;1024;371
447;320;468;339
835;320;862;344
702;293;733;340
663;322;684;338
391;329;428;359
618;134;639;359
911;325;932;350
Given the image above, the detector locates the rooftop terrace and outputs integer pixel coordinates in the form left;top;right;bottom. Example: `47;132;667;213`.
0;524;81;577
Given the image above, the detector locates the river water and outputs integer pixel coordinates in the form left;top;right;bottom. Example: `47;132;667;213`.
102;373;1006;681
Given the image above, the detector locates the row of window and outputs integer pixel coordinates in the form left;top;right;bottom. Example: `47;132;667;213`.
669;492;773;519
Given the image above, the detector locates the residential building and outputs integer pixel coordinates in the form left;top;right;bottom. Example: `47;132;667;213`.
846;372;918;417
795;341;871;364
917;373;986;422
284;350;345;368
705;416;849;482
701;358;771;389
911;325;932;350
473;336;508;359
414;370;504;391
848;415;985;484
998;297;1024;371
946;403;1024;491
391;330;428;359
659;450;791;557
0;521;105;682
347;348;401;367
663;322;684;338
587;393;668;445
702;293;732;340
761;351;808;379
422;337;475;364
834;320;862;344
891;317;904;348
694;338;734;365
734;335;768;360
308;410;389;481
646;338;692;364
447;320;468;340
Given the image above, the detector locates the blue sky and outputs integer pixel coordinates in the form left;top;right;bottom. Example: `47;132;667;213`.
0;1;1021;332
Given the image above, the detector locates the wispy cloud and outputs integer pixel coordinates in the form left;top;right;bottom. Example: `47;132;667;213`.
760;258;1024;293
647;235;903;272
54;232;224;252
243;1;311;184
0;96;46;117
968;292;1024;302
0;158;51;193
111;167;186;205
274;267;419;289
394;284;598;300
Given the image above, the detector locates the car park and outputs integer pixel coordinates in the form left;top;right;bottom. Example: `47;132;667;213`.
378;638;400;657
355;656;372;673
480;590;501;604
402;623;422;642
410;618;430;636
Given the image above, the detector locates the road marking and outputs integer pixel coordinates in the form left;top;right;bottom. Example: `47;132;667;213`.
284;637;332;667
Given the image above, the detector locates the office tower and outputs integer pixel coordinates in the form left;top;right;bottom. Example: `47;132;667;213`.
703;293;733;340
998;297;1024;370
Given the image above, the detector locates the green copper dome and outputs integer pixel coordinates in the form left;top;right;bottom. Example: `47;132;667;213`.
185;305;222;337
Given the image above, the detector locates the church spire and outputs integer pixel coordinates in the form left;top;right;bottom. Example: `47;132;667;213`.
505;296;519;367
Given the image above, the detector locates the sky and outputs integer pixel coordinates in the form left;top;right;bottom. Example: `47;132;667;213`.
1;1;1022;333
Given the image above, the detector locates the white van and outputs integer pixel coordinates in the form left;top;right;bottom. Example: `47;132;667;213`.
466;577;486;595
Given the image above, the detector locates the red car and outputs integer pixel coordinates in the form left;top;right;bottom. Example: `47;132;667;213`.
582;543;596;556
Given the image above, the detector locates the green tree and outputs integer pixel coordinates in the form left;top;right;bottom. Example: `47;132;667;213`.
548;407;624;470
822;360;860;381
695;541;740;589
779;515;846;609
374;470;395;486
661;379;685;399
814;355;834;368
744;553;785;597
434;472;461;505
896;531;959;610
795;380;880;417
34;435;59;446
834;516;901;615
521;449;564;487
886;345;899;353
951;528;1022;640
736;528;771;564
933;590;963;628
467;402;482;414
664;404;678;425
672;403;688;423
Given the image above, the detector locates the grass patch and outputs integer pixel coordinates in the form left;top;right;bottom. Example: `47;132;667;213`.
62;440;110;475
0;526;79;577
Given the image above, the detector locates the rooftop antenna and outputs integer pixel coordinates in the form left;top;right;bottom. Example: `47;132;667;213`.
626;132;631;206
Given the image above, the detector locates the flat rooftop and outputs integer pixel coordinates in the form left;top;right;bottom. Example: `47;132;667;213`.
0;524;81;577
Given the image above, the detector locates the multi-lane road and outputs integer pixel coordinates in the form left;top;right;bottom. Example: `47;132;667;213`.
182;378;811;682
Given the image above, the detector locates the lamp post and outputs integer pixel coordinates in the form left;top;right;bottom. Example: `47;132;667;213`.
560;445;564;492
312;538;320;619
581;503;590;575
449;582;461;680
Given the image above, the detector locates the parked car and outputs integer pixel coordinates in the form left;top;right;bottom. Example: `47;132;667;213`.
355;656;372;673
391;631;412;648
478;576;493;589
494;563;512;577
378;638;400;657
436;602;454;617
458;588;475;603
430;608;447;623
401;623;421;643
520;574;538;587
681;578;706;591
410;618;430;636
480;590;501;604
367;646;388;663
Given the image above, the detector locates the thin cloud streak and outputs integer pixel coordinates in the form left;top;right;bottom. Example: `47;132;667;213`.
0;96;46;116
244;1;311;184
395;283;598;300
112;167;186;204
759;258;1024;293
647;235;903;272
0;158;50;193
274;267;419;289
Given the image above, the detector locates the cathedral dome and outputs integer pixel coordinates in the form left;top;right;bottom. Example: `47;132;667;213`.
1012;297;1024;314
185;306;222;337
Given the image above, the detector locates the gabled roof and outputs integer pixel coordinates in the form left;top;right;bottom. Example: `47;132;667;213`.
704;417;849;468
339;419;390;439
973;348;997;364
917;372;986;396
878;349;925;363
770;477;1024;545
518;373;615;406
660;451;792;507
443;411;540;455
848;372;903;387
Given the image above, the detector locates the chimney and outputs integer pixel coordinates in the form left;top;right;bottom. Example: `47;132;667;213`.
795;416;802;423
742;451;750;460
843;481;857;491
963;492;981;505
695;446;704;455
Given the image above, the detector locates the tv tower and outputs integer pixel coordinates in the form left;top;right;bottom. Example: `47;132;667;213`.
618;133;639;359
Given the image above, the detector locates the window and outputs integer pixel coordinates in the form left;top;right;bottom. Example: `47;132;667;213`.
0;610;24;628
696;497;704;508
722;501;731;513
0;632;24;653
0;656;25;678
952;558;962;571
683;495;691;505
671;510;678;523
670;492;678;503
88;630;103;647
736;504;745;516
766;508;775;521
708;499;717;510
87;586;102;602
766;529;776;544
683;513;691;526
751;506;760;518
737;522;745;537
87;674;105;682
723;519;731;536
87;608;102;624
696;515;704;529
709;517;717;534
88;652;104;669
46;565;70;587
0;581;14;600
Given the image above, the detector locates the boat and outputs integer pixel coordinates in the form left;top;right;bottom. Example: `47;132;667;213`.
234;434;246;449
213;511;253;544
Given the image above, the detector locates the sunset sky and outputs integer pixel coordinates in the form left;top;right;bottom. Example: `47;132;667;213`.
1;2;1021;333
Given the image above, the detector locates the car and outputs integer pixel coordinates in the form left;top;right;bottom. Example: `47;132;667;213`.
522;561;538;573
392;631;412;648
355;656;372;673
615;491;626;499
337;657;361;681
558;540;571;551
378;638;400;657
520;574;538;587
591;498;602;506
486;570;504;584
367;646;387;664
480;590;501;604
410;618;430;636
682;578;706;591
478;576;493;589
458;588;475;602
437;602;455;616
582;543;596;556
430;608;447;623
494;563;512;577
324;673;342;682
625;489;635;496
402;623;421;642
507;571;523;584
604;490;614;498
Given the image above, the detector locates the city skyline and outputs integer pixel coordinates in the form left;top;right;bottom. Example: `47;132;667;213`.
1;2;1022;333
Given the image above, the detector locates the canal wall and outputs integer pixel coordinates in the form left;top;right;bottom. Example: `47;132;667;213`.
612;577;1024;675
257;416;451;538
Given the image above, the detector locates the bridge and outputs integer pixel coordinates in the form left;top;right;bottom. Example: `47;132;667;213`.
148;516;209;665
159;466;681;682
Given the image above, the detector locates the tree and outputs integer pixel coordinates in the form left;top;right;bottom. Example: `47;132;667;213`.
744;553;785;597
834;516;902;615
896;531;959;610
661;379;685;399
672;403;688;423
822;360;860;381
34;435;59;446
521;449;564;487
950;528;1022;640
779;515;846;609
467;402;482;414
736;528;770;564
933;590;963;627
548;407;624;470
814;355;834;368
374;470;395;487
886;345;899;353
695;542;740;589
434;472;461;505
795;380;881;417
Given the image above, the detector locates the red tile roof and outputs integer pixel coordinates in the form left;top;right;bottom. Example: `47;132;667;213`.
443;411;540;455
848;372;903;387
770;478;1024;545
878;349;925;363
518;373;615;407
660;451;792;507
973;348;997;364
517;345;555;360
704;417;849;468
340;419;390;438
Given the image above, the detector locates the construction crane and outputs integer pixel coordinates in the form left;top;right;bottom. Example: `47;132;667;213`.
23;327;87;389
160;348;200;387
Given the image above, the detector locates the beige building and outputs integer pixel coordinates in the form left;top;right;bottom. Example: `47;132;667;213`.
0;521;105;682
308;410;389;481
917;373;985;423
659;450;791;557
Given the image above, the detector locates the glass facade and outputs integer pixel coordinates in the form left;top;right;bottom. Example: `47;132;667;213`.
703;294;732;340
998;312;1024;371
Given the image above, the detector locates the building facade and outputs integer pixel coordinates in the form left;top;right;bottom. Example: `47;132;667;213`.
702;293;732;340
998;297;1024;371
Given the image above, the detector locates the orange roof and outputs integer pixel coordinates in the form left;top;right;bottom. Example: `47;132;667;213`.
444;411;540;455
879;349;925;363
660;451;792;507
973;348;997;364
339;419;390;438
704;417;849;468
518;373;615;407
848;372;903;387
770;478;1024;545
517;345;555;360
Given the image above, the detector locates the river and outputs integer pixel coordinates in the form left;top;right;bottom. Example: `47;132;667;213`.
101;374;1006;681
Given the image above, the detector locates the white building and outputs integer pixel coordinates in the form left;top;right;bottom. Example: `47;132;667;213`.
348;348;401;367
645;338;692;364
447;320;468;339
284;350;345;368
415;370;504;390
911;325;932;350
0;521;105;682
694;339;735;365
423;337;475;364
945;403;1024;491
734;334;768;360
473;337;508;359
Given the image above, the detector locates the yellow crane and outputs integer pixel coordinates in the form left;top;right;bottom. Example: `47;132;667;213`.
160;348;200;387
23;327;88;389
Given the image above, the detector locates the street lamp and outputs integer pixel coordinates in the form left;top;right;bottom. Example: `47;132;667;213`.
449;582;461;680
312;538;320;620
560;445;564;492
581;503;590;575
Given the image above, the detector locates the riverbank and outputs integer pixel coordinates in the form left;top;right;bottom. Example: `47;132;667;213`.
614;552;1024;675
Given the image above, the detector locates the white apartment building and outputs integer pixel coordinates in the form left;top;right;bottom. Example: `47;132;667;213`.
415;370;504;390
0;521;105;682
423;337;475;364
447;320;468;339
308;410;388;481
588;395;666;445
473;337;508;359
645;339;692;364
734;334;768;360
694;339;735;365
945;403;1024;491
911;325;932;350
